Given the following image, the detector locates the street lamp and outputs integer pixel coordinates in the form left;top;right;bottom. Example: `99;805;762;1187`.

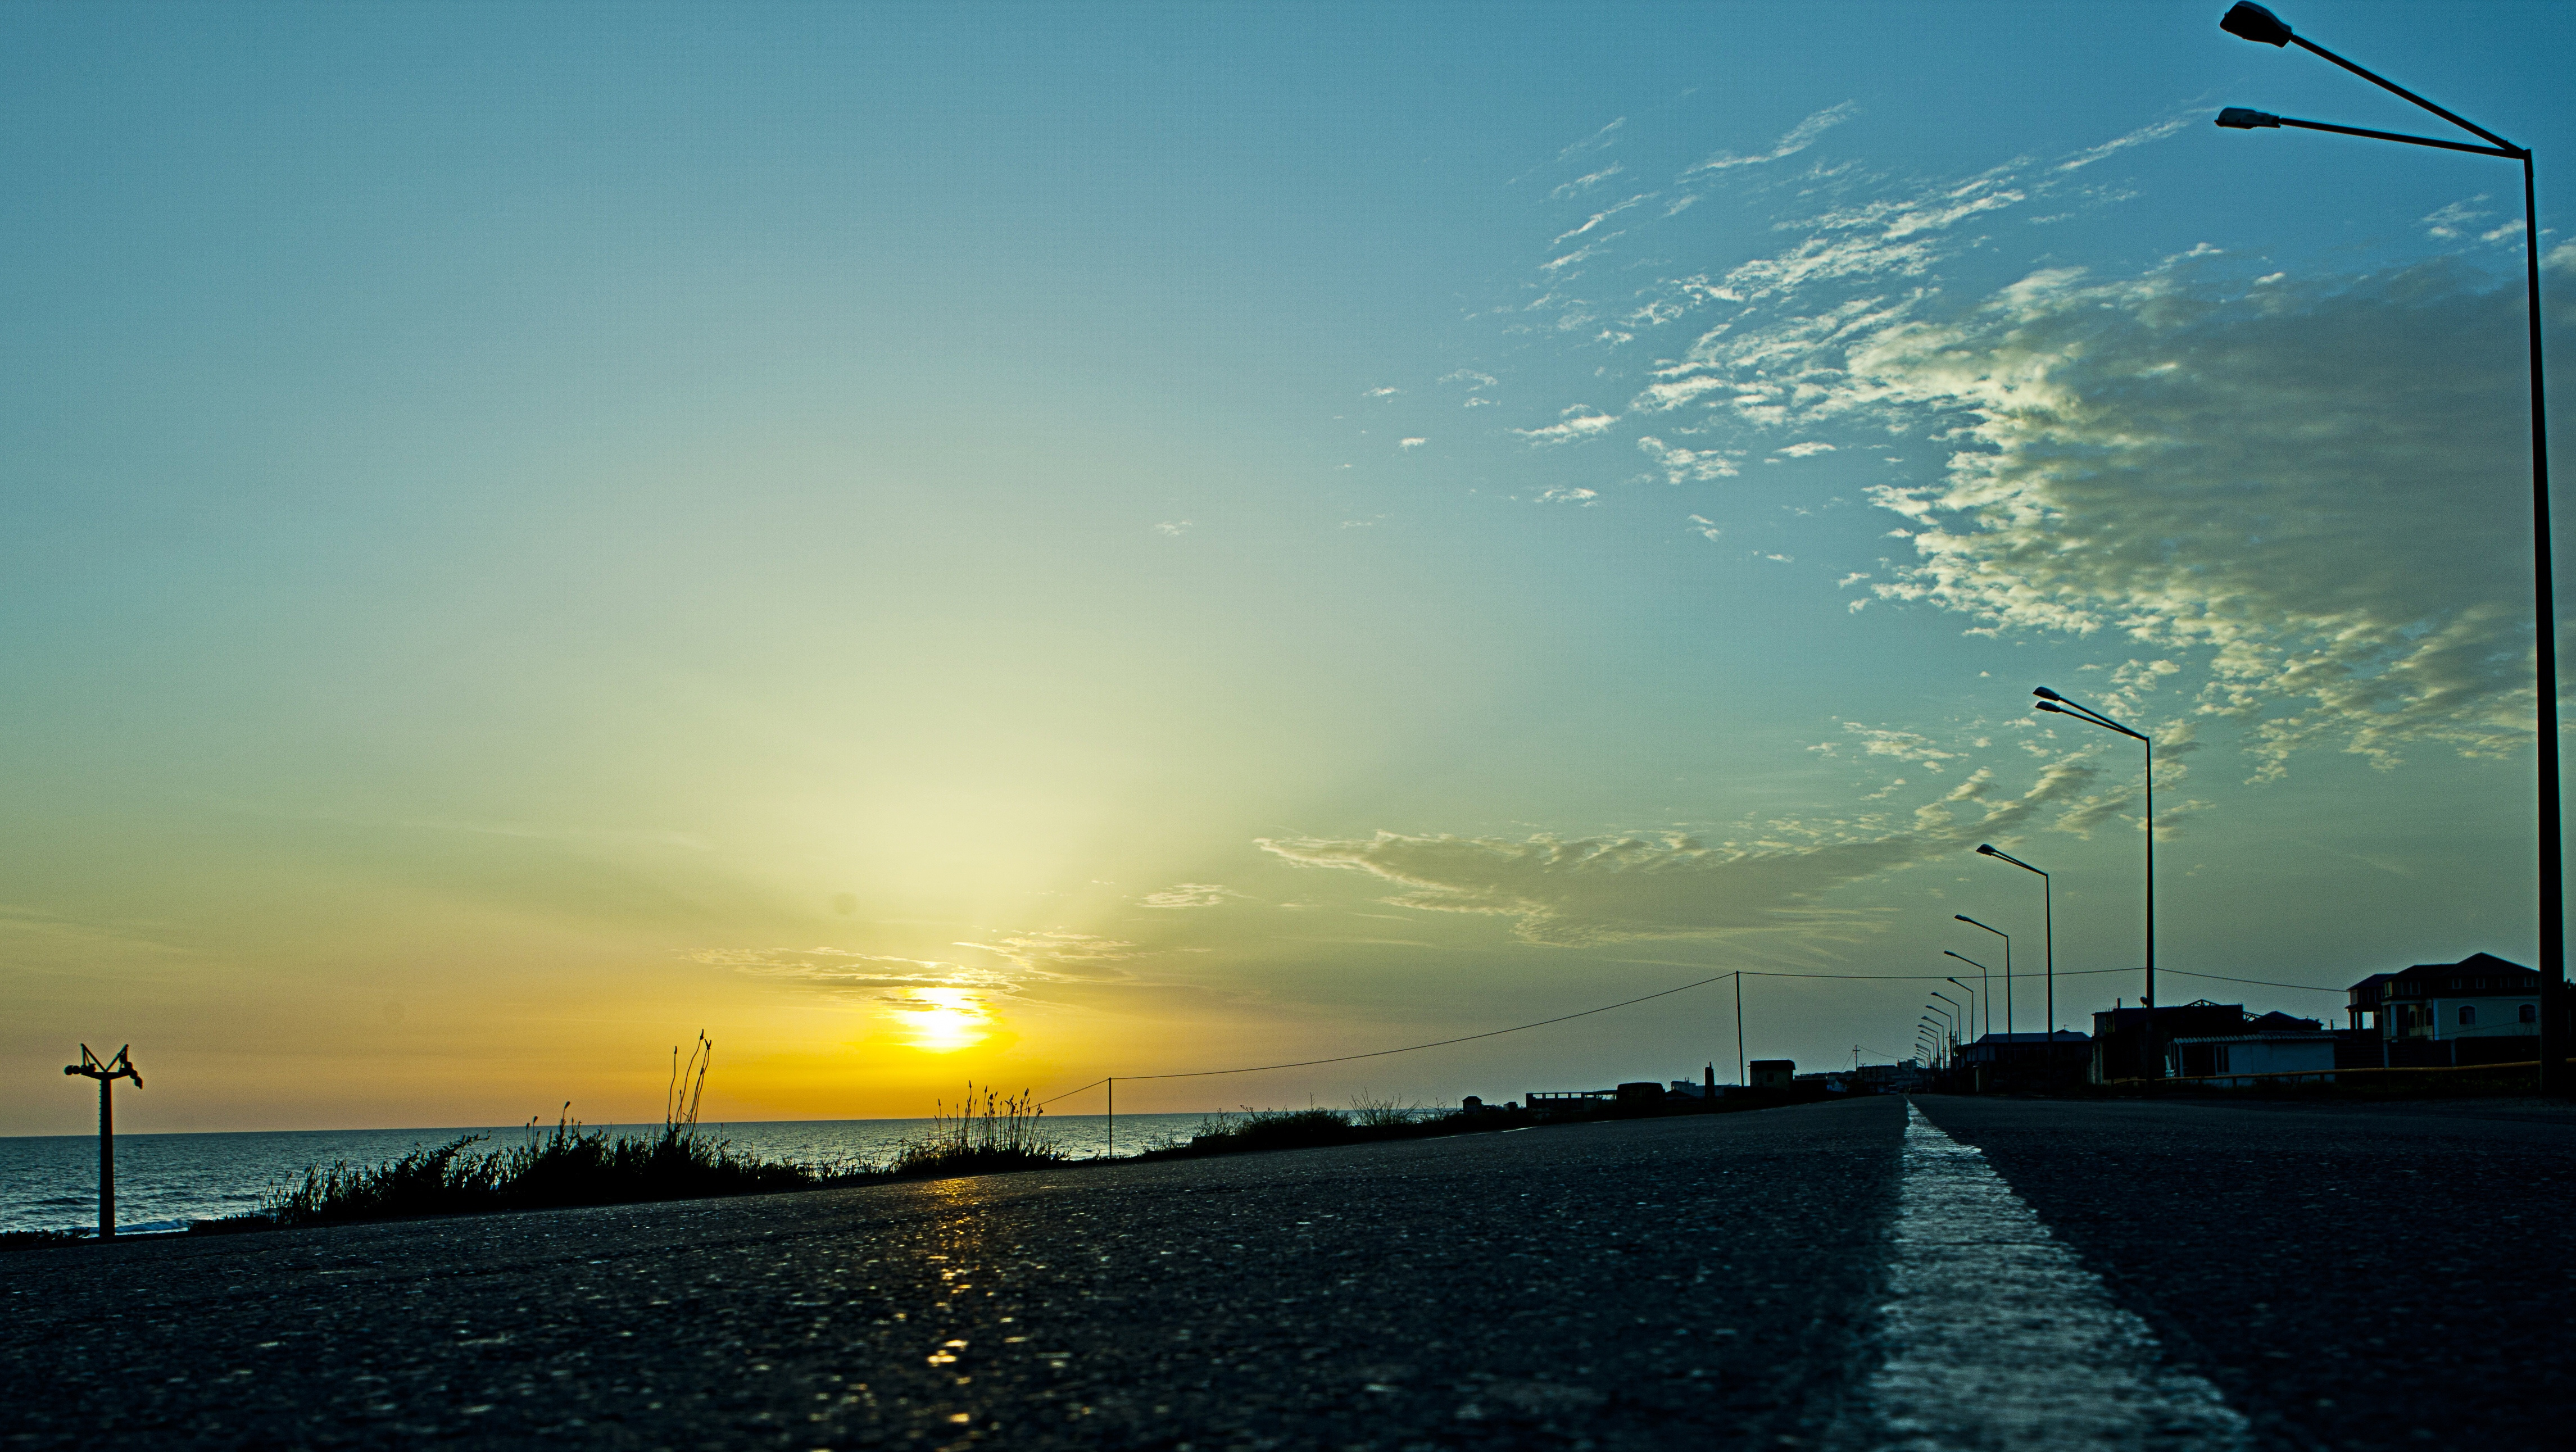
1975;845;2058;1065
1926;1001;1957;1056
1944;951;1995;1042
2033;688;2150;1013
2214;1;2562;1095
1947;976;1980;1045
1954;914;2011;1035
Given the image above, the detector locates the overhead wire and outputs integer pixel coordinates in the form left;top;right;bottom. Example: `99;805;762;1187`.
1035;961;2350;1108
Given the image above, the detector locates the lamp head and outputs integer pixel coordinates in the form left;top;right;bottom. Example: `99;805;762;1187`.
2032;686;2063;701
2216;107;2283;129
2220;2;2293;47
2036;700;2065;714
1976;843;1997;857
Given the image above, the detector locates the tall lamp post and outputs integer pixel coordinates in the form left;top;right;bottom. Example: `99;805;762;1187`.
1926;1001;1959;1061
2212;1;2562;1095
1947;975;1981;1045
1975;845;2059;1072
1954;914;2011;1035
1937;947;1999;1040
2032;688;2150;1008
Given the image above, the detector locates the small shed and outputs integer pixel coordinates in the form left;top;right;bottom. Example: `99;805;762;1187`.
1749;1059;1795;1090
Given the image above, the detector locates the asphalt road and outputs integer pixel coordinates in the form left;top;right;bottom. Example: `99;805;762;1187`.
2;1095;2570;1451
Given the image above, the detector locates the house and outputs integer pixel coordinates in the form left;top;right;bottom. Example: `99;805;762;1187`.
2346;952;2542;1068
1748;1059;1795;1090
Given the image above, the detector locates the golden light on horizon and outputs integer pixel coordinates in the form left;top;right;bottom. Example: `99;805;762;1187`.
896;987;992;1053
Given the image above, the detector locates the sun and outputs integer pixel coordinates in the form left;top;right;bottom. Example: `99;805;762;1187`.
896;987;991;1052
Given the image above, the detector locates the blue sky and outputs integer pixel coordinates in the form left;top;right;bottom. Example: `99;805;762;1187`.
5;1;2572;1131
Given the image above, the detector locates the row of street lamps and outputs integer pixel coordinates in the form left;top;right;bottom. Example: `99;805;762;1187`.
1921;6;2563;1090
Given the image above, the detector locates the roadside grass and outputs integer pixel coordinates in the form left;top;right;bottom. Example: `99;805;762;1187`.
223;1034;854;1231
1156;1098;1462;1158
888;1085;1072;1178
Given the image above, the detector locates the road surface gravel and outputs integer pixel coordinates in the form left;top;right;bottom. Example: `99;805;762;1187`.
3;1094;2570;1451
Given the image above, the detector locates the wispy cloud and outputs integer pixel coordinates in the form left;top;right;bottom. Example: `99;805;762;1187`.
2054;111;2204;172
1514;406;1618;446
1139;883;1240;910
1253;756;2099;947
692;946;1016;995
952;930;1139;979
1638;434;1739;483
1683;101;1858;176
1550;164;1627;201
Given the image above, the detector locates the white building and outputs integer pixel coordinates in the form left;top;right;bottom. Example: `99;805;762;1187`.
2165;1031;2337;1086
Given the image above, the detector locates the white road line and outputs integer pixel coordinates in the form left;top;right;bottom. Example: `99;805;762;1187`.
1856;1102;2250;1451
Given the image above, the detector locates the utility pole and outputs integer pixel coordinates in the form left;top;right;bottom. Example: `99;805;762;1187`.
64;1045;142;1240
1733;973;1745;1087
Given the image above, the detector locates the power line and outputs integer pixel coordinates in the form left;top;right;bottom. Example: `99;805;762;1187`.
1112;970;1741;1082
1035;961;2348;1108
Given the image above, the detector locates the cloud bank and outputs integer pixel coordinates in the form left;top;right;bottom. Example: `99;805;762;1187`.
1255;756;2106;947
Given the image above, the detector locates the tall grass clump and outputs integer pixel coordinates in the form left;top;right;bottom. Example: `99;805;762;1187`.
1348;1091;1421;1129
1179;1105;1355;1155
888;1083;1069;1178
252;1034;831;1228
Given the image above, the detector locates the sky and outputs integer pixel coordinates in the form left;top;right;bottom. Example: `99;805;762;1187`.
6;0;2573;1135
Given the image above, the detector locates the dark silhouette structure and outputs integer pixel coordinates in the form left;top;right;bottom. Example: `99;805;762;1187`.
2213;2;2562;1096
62;1044;141;1239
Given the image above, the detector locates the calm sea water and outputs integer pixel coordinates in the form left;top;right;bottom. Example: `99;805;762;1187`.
0;1113;1212;1236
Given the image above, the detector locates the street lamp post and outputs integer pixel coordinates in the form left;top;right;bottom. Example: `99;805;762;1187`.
1975;845;2059;1073
1947;975;1981;1045
2033;688;2151;1006
1933;992;1966;1079
1954;915;2011;1036
1943;951;1993;1040
2213;1;2562;1095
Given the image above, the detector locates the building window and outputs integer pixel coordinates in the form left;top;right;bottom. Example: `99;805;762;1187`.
2459;1005;2477;1027
2523;1004;2539;1025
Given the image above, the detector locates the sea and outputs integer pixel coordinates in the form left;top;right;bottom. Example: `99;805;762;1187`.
0;1113;1213;1236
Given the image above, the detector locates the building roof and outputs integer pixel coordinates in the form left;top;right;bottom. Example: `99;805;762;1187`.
2348;952;2536;1002
2169;1031;2337;1044
1969;1031;2090;1045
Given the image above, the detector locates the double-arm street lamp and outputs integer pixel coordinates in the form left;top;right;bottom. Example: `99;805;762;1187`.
2212;2;2562;1094
1954;915;2010;1034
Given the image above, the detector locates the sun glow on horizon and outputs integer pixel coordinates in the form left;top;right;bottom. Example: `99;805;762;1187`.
896;987;992;1052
